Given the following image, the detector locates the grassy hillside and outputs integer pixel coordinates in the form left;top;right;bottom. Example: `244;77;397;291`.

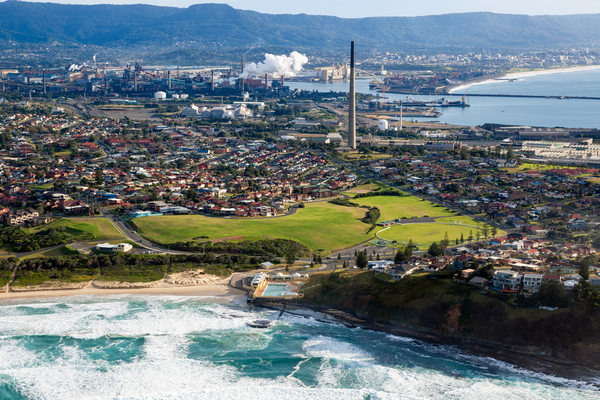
24;218;122;241
134;202;371;252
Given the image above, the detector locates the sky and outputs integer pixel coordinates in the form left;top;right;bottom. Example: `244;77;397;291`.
18;0;600;17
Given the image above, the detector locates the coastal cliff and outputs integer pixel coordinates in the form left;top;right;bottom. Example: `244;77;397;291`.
295;270;600;370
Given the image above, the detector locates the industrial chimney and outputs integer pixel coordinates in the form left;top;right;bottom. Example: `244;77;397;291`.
265;73;269;90
281;76;285;87
348;41;356;149
211;70;215;91
43;69;46;94
241;56;245;74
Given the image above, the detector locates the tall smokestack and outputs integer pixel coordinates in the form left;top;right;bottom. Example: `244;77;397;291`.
43;69;46;94
281;76;284;87
241;56;245;74
134;72;137;91
265;73;269;89
168;70;171;90
348;41;356;149
211;70;215;91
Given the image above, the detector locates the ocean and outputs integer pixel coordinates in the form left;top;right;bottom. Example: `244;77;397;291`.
0;295;598;399
286;67;600;128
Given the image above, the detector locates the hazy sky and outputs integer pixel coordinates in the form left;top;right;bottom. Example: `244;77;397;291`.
20;0;600;17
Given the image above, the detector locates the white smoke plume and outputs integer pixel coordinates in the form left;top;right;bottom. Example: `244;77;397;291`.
69;64;82;71
240;51;308;78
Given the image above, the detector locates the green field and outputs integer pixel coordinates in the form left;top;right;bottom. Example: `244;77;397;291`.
135;202;372;252
20;245;79;259
353;196;455;221
377;223;480;245
25;218;122;241
377;215;505;246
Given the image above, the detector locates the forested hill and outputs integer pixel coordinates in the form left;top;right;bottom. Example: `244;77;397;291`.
1;2;600;49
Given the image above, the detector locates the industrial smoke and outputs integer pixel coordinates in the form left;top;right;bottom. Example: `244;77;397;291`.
68;64;85;71
240;52;308;78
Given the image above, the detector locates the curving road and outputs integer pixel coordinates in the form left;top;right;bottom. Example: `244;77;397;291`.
101;208;192;255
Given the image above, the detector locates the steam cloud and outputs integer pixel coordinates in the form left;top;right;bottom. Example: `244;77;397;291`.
240;52;308;78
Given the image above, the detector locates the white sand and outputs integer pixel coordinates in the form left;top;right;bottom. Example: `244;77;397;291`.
0;276;247;302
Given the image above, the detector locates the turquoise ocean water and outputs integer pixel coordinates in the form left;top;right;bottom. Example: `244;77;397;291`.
286;67;600;128
0;295;599;399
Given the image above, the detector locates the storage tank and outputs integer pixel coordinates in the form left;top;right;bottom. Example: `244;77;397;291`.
172;94;179;99
180;94;189;100
154;91;167;100
378;119;389;130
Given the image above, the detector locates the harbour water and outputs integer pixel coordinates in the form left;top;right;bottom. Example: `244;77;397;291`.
1;295;599;399
286;67;600;128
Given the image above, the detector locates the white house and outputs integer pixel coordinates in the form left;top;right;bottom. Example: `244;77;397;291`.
96;243;133;252
523;273;543;292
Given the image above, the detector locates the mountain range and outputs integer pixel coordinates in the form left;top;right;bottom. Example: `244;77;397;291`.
1;2;600;50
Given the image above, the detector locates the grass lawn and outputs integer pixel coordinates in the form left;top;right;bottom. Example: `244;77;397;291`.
341;153;393;161
377;223;481;246
587;177;600;185
503;163;578;174
24;218;122;241
29;183;54;191
20;245;79;259
134;202;372;253
343;182;389;196
353;195;455;221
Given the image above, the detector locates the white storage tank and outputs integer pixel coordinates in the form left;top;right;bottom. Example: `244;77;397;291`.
171;94;179;99
378;119;389;130
180;94;189;100
154;91;167;100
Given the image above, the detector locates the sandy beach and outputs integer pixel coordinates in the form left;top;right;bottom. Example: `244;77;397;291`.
449;64;600;93
0;272;248;303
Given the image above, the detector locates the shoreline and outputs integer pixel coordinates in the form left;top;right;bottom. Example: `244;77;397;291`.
448;65;600;93
0;282;247;303
255;300;600;382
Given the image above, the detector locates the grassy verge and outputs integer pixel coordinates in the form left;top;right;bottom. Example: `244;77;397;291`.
24;218;122;241
20;245;79;259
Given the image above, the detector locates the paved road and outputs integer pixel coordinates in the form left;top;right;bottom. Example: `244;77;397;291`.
101;208;192;255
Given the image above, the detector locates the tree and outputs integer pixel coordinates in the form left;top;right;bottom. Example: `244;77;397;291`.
490;225;498;238
538;280;569;308
337;253;341;260
579;260;590;280
440;232;449;253
455;238;459;245
95;169;104;185
460;233;464;244
356;251;368;269
468;230;474;242
285;249;295;266
376;253;381;260
428;241;443;257
506;145;514;160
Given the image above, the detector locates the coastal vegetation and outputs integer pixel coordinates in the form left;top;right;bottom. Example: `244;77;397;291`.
301;269;600;359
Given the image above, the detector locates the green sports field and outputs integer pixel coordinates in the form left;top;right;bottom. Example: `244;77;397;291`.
134;202;372;252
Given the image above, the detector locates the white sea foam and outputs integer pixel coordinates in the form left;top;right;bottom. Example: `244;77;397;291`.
0;296;598;400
